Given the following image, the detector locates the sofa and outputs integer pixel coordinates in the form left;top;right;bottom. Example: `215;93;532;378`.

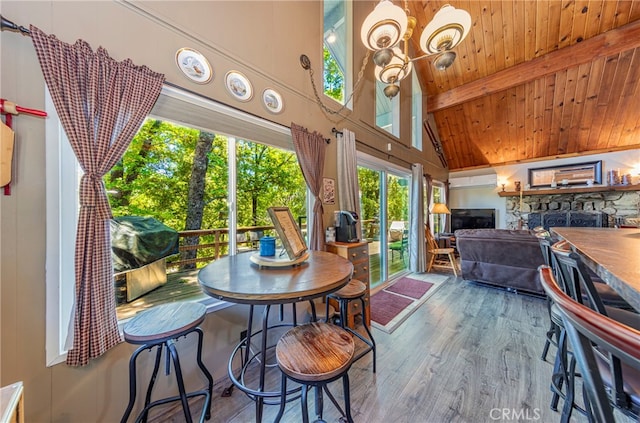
455;229;546;296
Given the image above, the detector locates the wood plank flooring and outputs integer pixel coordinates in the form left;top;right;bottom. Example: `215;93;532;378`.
150;274;634;422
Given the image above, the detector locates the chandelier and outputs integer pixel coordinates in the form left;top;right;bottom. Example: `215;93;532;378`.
361;1;471;98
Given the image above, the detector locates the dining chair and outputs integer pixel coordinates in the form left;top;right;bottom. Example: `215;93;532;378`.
425;228;458;276
539;266;640;422
389;230;408;263
550;244;640;421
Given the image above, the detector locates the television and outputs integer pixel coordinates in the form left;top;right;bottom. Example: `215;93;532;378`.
451;208;496;232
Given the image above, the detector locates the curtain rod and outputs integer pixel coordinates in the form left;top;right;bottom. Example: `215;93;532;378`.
334;127;411;166
355;139;412;168
1;15;31;36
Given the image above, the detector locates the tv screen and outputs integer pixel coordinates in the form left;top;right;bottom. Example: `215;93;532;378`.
451;208;496;232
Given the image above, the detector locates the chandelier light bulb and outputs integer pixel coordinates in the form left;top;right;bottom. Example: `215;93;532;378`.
419;5;471;55
360;0;408;51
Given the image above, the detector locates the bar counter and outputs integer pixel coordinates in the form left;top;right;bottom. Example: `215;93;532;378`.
551;227;640;311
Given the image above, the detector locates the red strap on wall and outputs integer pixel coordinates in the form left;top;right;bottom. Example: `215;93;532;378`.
0;99;48;195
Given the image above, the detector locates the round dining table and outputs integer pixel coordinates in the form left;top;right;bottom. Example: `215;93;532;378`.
198;250;353;422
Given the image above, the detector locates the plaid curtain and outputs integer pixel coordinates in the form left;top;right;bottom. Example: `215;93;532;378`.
30;26;164;366
291;123;327;251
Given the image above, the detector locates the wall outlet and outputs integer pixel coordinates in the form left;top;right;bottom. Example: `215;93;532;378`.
387;143;392;151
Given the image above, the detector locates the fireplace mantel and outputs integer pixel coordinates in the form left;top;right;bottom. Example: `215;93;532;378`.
498;184;640;197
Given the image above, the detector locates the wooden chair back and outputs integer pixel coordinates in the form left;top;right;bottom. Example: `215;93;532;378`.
425;228;438;251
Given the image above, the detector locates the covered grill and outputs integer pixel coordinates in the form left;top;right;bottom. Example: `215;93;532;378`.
111;216;179;302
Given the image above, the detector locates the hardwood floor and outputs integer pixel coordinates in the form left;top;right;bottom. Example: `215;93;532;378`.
151;273;634;423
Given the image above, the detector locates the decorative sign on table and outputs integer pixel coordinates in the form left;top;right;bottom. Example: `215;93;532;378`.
267;206;308;260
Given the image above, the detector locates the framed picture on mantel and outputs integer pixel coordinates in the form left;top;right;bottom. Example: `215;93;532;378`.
528;160;602;188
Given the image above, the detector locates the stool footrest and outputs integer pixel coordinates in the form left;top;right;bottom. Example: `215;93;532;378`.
138;390;211;421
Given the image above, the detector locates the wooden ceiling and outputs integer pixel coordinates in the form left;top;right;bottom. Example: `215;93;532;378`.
405;1;640;170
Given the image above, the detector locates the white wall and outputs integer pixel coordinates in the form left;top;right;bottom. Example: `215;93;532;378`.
449;150;640;229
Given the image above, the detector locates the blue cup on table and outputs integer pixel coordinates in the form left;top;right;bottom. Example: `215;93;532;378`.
259;236;276;256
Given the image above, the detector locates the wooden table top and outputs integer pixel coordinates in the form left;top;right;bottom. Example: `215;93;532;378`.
197;250;353;305
551;227;640;311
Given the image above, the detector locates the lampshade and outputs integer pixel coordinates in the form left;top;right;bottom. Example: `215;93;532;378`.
419;5;471;55
430;203;451;214
375;47;413;84
360;0;408;51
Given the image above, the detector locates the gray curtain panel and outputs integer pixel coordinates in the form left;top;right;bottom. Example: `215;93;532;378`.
337;128;362;240
410;164;426;272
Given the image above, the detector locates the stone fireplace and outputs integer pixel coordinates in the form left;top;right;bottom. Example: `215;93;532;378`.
505;189;640;230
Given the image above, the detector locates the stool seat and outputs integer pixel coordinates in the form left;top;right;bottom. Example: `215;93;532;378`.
330;280;367;300
276;322;354;382
274;322;355;423
124;302;206;344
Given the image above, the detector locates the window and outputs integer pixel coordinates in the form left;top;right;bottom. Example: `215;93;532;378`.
411;72;422;151
430;182;447;234
323;0;351;105
376;80;400;137
46;86;305;366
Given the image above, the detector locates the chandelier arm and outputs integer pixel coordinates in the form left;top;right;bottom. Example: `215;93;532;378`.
302;50;370;117
408;53;434;63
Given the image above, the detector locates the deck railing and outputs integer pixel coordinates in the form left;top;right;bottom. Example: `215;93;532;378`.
168;225;279;270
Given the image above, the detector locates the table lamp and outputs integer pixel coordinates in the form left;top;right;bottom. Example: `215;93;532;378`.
430;203;451;234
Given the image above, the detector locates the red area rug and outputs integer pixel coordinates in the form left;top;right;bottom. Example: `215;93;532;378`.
369;290;414;326
384;276;433;299
370;274;448;333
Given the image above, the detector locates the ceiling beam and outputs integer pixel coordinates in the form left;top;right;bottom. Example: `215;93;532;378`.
427;19;640;112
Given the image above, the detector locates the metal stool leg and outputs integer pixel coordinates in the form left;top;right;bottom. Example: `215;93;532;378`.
300;383;310;423
274;373;288;423
342;374;354;423
166;340;193;423
314;385;324;421
121;344;152;423
139;345;164;423
358;296;376;373
194;328;214;420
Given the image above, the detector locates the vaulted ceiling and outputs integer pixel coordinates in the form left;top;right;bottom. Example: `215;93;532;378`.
405;1;640;170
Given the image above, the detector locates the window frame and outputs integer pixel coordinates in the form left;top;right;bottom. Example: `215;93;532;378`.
45;85;300;366
411;71;423;151
375;80;400;137
323;0;352;108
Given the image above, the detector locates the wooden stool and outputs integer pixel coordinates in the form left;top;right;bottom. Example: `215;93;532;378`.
273;322;355;423
121;302;213;423
327;280;376;372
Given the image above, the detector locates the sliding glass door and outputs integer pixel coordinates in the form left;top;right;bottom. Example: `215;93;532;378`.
387;173;410;277
358;155;411;288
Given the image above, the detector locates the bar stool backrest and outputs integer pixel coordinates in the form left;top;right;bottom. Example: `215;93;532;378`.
550;241;607;314
539;266;640;423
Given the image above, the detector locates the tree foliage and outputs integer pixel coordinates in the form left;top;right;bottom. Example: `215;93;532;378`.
323;46;344;103
105;119;306;233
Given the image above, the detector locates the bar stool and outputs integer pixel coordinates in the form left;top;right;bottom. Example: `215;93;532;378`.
121;302;213;423
273;322;355;423
327;279;376;372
